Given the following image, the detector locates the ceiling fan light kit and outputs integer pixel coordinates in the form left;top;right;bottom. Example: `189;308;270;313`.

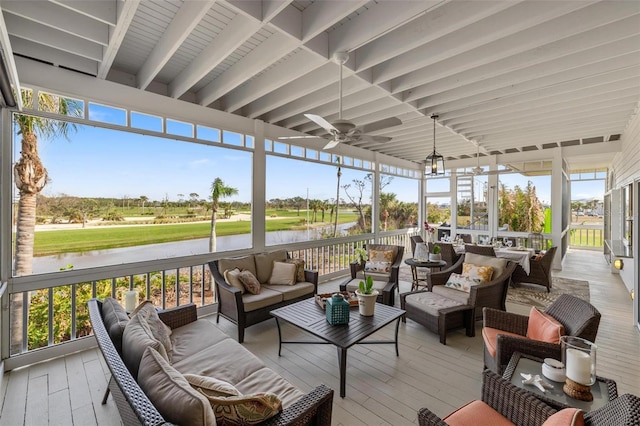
426;114;445;176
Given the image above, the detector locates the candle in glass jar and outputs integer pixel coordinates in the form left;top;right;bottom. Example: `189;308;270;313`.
566;348;591;384
125;290;137;312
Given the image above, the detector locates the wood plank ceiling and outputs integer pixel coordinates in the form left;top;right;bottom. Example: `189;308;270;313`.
2;0;639;168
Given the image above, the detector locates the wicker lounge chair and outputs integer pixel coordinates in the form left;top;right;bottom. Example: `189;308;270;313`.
483;294;601;374
464;244;496;257
512;246;557;292
428;242;461;267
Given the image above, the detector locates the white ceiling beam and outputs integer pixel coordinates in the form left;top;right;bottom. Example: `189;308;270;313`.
9;36;97;76
2;0;109;45
483;123;627;148
4;14;102;61
223;50;323;113
197;31;296;107
136;0;215;90
302;0;368;41
401;15;640;102
50;0;117;26
0;4;22;109
354;0;517;71
169;13;259;99
98;0;140;79
372;1;598;84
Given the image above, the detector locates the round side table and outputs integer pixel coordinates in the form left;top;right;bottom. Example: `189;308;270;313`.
404;258;447;291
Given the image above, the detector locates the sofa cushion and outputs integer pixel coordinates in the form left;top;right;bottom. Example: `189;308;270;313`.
542;408;584;426
200;392;282;425
269;261;297;285
239;270;261;294
235;367;305;409
432;285;471;304
170;319;232;364
224;268;245;293
173;339;265;386
254;250;288;284
482;326;523;358
263;281;315;301
130;301;173;361
463;253;508;278
284;258;305;282
122;311;169;378
138;347;216;426
344;278;386;294
443;400;514;426
527;307;565;344
404;291;465;317
353;270;391;283
241;287;284;312
218;255;257;278
101;297;129;354
184;373;240;397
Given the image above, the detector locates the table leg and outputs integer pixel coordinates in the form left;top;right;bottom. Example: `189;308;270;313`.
411;265;418;291
275;318;283;356
337;346;347;398
394;318;401;356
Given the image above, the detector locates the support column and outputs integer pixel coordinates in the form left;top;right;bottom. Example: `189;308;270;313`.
551;148;564;270
252;120;266;251
372;154;380;242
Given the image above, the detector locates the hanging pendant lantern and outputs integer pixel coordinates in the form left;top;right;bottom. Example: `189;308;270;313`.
426;114;445;176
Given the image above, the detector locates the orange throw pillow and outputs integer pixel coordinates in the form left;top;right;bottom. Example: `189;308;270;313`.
526;307;565;344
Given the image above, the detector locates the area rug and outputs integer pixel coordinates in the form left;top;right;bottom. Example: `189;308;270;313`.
507;277;590;309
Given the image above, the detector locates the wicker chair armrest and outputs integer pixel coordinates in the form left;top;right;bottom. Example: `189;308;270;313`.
158;304;197;329
496;336;562;374
262;384;334;426
417;407;448;426
483;308;529;335
427;256;464;289
585;393;640;426
350;261;364;278
304;269;319;288
481;370;557;424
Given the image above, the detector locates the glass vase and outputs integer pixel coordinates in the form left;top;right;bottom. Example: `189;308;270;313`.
561;336;597;386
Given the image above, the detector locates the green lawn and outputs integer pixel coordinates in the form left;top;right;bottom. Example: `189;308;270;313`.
33;213;357;256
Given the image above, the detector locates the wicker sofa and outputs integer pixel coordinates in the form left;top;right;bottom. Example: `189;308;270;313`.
209;250;318;343
88;298;333;426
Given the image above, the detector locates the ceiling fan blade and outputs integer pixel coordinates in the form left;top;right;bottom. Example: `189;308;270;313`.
304;113;338;133
323;138;340;150
356;134;392;143
358;117;402;134
278;135;322;140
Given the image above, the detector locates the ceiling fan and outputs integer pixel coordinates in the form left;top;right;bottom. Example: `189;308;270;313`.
279;52;401;150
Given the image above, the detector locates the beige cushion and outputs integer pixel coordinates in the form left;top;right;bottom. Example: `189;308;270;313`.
235;367;305;409
184;373;240;397
101;297;129;354
344;278;386;293
224;268;245;293
284;258;305;282
122;312;168;379
404;291;465;317
130;301;173;361
353;270;390;283
269;262;297;285
254;250;287;283
137;347;216;426
432;285;471;304
200;392;282;425
239;270;261;294
218;255;257;278
170;320;232;364
241;287;284;312
463;253;507;278
263;282;315;301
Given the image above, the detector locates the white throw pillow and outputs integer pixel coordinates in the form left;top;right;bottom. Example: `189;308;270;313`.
444;272;482;293
269;261;297;285
224;268;245;293
364;261;391;273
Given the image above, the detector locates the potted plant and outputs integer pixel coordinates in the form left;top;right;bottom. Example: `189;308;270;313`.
355;276;379;316
429;244;442;262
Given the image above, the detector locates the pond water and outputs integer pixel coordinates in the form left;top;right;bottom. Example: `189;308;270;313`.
32;223;355;274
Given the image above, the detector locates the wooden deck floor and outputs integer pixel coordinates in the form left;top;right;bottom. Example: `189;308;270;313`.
1;249;638;425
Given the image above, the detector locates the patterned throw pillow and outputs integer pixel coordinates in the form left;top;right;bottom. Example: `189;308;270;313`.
444;273;481;293
224;268;245;294
238;270;261;294
198;391;282;425
364;261;391;273
368;249;395;263
284;258;305;282
184;374;240;397
462;263;494;283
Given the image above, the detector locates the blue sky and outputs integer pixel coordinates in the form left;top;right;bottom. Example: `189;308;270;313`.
16;117;602;205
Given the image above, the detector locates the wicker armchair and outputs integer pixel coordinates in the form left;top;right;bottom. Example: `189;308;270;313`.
410;235;424;256
419;370;640;426
483;294;601;374
512;246;557;292
428;242;461;267
464;244;496;257
418;370;559;426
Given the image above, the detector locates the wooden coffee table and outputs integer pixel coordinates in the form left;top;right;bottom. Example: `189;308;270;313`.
270;298;405;398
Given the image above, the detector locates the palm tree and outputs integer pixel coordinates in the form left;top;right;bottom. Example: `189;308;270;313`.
14;90;80;275
139;195;148;215
209;178;238;252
